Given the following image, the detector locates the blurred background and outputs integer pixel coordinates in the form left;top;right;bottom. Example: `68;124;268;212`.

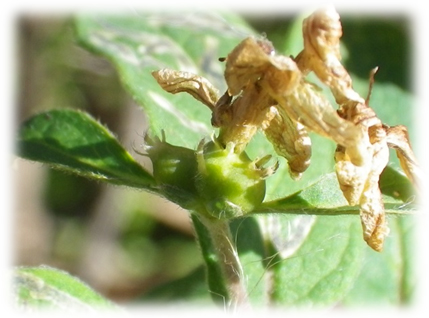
13;10;412;304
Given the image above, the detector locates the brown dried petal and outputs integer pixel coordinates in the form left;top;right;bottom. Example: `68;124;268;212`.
224;37;275;96
224;37;301;97
335;125;390;251
302;6;342;63
216;82;276;153
263;107;311;180
265;79;369;166
261;55;302;96
359;137;390;251
385;125;421;188
295;6;364;105
359;186;389;252
152;69;219;110
335;146;369;206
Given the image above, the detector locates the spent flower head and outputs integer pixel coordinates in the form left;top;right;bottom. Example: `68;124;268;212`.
151;6;420;251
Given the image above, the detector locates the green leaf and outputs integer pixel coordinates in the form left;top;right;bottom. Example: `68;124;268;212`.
267;214;364;306
18;109;155;189
342;214;415;305
140;266;211;304
380;165;417;204
74;12;255;150
14;266;116;311
237;169;416;307
256;169;417;216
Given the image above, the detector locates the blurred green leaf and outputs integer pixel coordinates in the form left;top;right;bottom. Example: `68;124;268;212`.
281;12;306;57
140;266;211;303
341;15;411;90
14;266;116;311
44;169;101;218
18;109;155;189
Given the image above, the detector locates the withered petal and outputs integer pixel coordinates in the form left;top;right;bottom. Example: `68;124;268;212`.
335;127;390;252
360;190;389;252
263;107;311;180
216;82;276;153
335;156;369;206
295;7;364;105
267;80;369;166
385;125;421;188
152;69;219;110
224;37;274;96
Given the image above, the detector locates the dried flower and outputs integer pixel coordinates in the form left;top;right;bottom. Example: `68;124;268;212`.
151;7;419;251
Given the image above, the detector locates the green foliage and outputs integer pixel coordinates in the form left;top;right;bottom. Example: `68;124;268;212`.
16;10;417;310
14;266;116;310
140;266;211;303
18;109;155;189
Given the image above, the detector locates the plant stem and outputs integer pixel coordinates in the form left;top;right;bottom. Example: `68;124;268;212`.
193;214;250;310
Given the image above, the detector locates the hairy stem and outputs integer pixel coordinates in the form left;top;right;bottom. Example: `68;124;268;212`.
192;214;250;310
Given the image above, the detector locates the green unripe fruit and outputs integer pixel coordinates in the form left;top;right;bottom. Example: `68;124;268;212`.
146;135;276;219
196;140;269;219
145;136;199;209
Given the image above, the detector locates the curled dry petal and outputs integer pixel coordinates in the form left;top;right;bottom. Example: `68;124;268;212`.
215;82;277;153
359;185;389;252
361;128;391;251
266;80;367;165
335;124;390;251
334;106;384;207
335;146;369;206
225;37;301;96
152;69;219;110
295;7;364;105
224;37;275;96
385;125;421;188
262;107;311;179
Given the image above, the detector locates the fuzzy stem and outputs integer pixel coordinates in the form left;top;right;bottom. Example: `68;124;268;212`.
195;214;250;310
